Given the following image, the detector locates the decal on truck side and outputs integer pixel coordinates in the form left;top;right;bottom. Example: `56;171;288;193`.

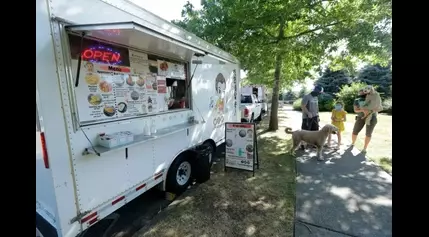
211;73;226;128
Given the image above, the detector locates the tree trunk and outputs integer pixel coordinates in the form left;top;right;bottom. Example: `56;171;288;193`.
268;53;283;131
268;18;286;131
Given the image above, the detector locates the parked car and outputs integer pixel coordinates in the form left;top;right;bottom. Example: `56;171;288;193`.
240;94;263;122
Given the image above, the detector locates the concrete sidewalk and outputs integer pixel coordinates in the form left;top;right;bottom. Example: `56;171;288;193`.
283;106;392;237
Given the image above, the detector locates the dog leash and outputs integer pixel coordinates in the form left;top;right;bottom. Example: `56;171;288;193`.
306;116;321;129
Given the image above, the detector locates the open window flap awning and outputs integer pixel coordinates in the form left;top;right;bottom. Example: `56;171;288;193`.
65;21;238;64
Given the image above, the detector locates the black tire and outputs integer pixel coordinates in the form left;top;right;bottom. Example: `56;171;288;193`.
250;113;254;123
203;141;216;168
165;154;193;194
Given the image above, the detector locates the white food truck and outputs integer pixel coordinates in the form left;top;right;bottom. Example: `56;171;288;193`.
36;0;241;236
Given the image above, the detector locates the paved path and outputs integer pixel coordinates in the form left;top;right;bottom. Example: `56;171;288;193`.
283;105;392;237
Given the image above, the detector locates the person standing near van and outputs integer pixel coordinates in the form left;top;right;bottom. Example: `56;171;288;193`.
300;85;323;149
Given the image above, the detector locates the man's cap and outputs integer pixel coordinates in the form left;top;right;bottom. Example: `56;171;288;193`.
313;85;324;93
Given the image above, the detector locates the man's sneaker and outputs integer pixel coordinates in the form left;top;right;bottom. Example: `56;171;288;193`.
317;156;324;161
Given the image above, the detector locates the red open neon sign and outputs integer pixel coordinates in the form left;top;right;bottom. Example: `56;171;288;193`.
81;46;121;64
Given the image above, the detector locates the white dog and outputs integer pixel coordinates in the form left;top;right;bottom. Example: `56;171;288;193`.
361;85;383;125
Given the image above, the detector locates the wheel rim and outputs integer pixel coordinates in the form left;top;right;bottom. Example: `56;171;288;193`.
176;161;192;186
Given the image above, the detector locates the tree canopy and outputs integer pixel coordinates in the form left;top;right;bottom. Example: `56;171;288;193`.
315;69;353;96
173;0;391;130
356;64;392;98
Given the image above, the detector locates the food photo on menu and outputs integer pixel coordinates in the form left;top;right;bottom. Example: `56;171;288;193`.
126;75;135;86
147;96;153;113
117;102;127;113
99;81;113;93
158;61;168;76
84;62;100;85
103;105;116;117
136;75;145;87
113;75;125;87
87;93;102;106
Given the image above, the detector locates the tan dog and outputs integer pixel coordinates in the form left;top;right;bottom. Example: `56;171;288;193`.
285;124;339;161
361;85;383;125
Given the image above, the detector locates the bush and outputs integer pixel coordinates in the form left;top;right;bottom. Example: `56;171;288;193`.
318;93;335;112
381;97;392;115
284;91;298;101
292;98;302;111
292;94;335;112
336;82;368;113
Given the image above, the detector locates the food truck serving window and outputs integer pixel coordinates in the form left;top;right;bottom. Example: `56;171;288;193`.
68;34;189;126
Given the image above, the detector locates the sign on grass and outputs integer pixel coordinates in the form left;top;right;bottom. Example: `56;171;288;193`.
224;122;259;175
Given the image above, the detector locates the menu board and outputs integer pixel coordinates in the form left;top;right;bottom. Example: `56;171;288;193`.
224;123;258;172
74;60;159;124
157;60;186;79
72;47;188;124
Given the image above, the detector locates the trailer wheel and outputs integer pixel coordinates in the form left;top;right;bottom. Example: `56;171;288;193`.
166;154;193;194
203;141;216;168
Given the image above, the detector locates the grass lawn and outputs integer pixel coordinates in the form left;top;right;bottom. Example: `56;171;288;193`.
133;114;296;237
318;111;392;174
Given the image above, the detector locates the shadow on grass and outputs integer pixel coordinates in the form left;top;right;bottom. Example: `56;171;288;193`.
255;114;288;137
132;119;296;237
379;157;392;167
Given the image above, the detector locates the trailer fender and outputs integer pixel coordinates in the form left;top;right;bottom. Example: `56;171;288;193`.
202;139;216;153
202;139;217;167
